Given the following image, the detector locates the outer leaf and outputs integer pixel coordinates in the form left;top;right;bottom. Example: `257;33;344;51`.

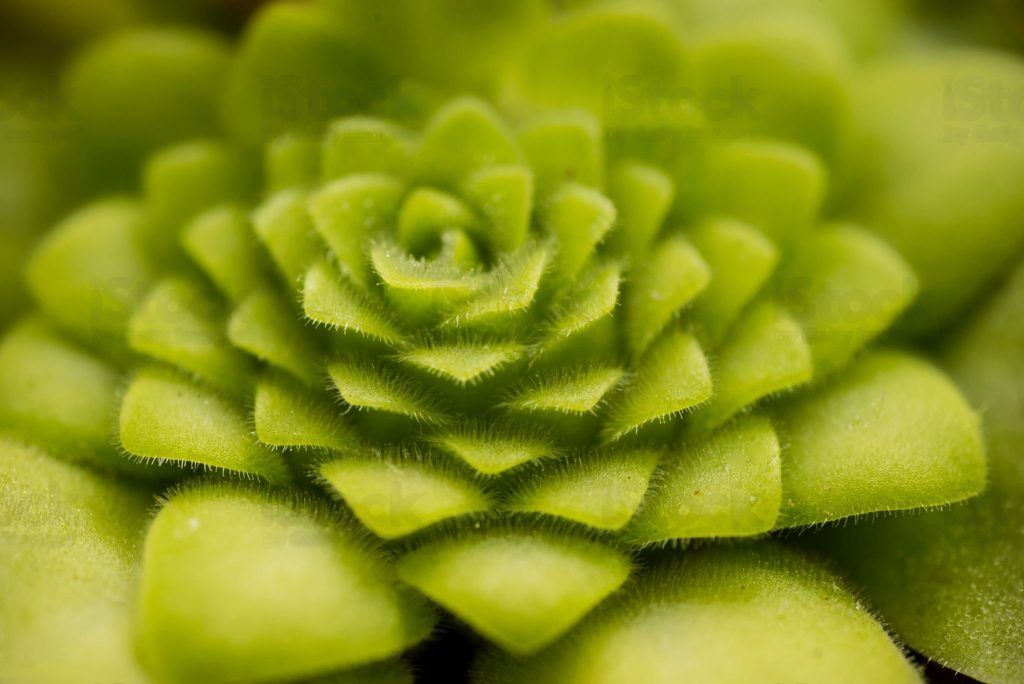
772;350;985;527
474;544;921;684
136;484;434;683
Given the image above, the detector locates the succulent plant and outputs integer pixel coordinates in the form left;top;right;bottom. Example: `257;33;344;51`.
1;2;1022;683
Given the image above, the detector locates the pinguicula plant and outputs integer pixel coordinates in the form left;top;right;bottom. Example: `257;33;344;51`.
0;2;1022;683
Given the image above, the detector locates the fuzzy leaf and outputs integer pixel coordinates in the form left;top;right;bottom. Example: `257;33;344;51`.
396;188;477;256
130;277;255;394
228;287;323;384
254;373;357;452
430;423;558;475
519;110;604;196
777;224;917;376
265;133;320;192
604;330;712;441
25;199;151;348
414;97;520;188
625;236;710;357
688;301;811;434
700;140;826;251
320;451;491;538
542;262;622;351
323;117;411;181
142;140;252;264
0;438;152;683
137;485;433;682
303;261;405;345
252;190;325;291
686;217;778;347
544;183;616;283
328;360;445;424
397;525;630;653
0;320;133;474
605;162;673;260
182;204;268;302
400;339;525;385
506;447;661;530
461;165;534;255
507;366;625;415
475;544;921;683
445;242;550;327
308;174;404;287
119;366;289;483
773;351;986;528
627;416;781;542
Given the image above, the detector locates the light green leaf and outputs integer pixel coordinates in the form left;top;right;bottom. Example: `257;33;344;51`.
252;190;325;292
320;449;491;538
624;236;710;358
461;165;534;255
773;350;985;528
328;359;446;424
544;183;616;283
308;174;404;287
228;287;324;384
506;365;625;415
399;339;525;385
627;416;780;542
397;523;631;653
605;162;673;260
688;300;811;434
445;242;551;328
429;422;558;475
182;204;268;303
506;447;660;530
265;133;320;193
322;117;411;181
604;329;712;441
137;484;433;683
303;261;406;346
414;97;520;188
119;366;289;483
0;438;152;684
519;110;604;196
26;199;151;348
254;373;357;453
475;544;921;684
396;187;477;256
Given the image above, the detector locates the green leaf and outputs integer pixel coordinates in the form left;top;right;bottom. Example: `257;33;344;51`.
399;338;525;385
252;190;325;292
328;359;446;424
142;140;253;265
604;329;712;441
228;287;324;385
691;16;851;164
627;416;780;542
816;259;1024;683
320;449;491;538
510;5;687;117
461;165;534;255
605;162;673;260
506;366;625;415
0;319;134;474
303;261;406;346
223;3;379;144
772;350;986;528
308;174;405;287
624;236;710;358
396;187;477;257
254;373;357;452
265;133;320;193
119;366;289;483
429;422;558;475
370;239;485;323
136;484;433;683
776;224;918;376
688;300;811;434
414;97;520;188
182;204;268;303
700;140;826;251
541;261;621;352
25;199;151;348
849;50;1024;335
544;183;616;283
322;117;412;181
686;217;778;348
63;28;229;175
475;544;921;683
519;110;604;196
397;523;630;653
129;277;255;395
445;242;551;328
505;447;660;530
0;438;152;683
